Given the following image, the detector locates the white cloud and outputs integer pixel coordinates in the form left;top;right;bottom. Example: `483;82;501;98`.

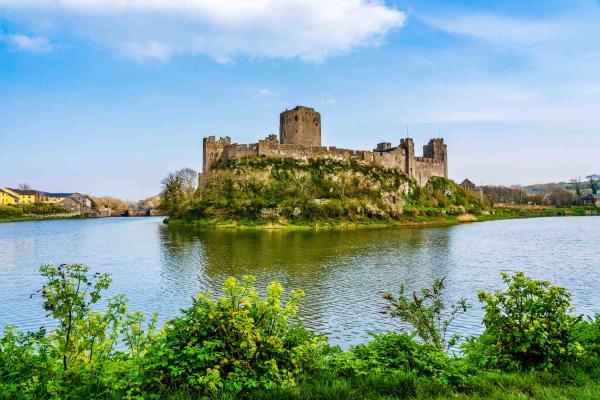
120;41;173;62
254;88;273;99
419;12;560;44
1;33;53;53
0;0;405;61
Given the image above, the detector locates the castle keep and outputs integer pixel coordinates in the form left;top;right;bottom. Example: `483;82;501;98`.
203;106;448;187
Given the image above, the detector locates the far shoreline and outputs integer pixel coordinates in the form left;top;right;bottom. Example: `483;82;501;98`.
0;215;161;224
163;206;599;231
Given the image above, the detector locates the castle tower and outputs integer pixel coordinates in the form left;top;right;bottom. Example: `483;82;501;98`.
400;138;415;176
423;138;448;178
203;136;231;174
279;106;321;147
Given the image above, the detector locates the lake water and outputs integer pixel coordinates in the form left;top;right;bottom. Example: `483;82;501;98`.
0;216;598;348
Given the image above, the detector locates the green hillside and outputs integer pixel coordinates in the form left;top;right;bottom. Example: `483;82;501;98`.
163;157;486;227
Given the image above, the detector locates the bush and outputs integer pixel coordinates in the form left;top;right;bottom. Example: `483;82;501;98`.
0;264;159;399
0;205;24;218
21;203;66;215
146;276;327;395
465;272;584;371
572;315;600;357
331;333;469;387
382;277;468;351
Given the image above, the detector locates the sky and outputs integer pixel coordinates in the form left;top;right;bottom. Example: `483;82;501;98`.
1;0;599;200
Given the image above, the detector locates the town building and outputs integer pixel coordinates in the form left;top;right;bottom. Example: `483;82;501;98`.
0;189;19;205
202;106;448;187
2;188;43;204
42;192;73;204
60;193;93;213
582;193;600;207
460;179;477;191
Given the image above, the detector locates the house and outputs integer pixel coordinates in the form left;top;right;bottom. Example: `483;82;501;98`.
2;188;43;204
460;179;477;191
582;193;600;207
97;205;112;217
0;189;19;205
60;193;93;213
42;192;74;204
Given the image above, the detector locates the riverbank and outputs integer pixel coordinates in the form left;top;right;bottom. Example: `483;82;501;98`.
165;206;599;230
0;214;87;223
246;365;600;400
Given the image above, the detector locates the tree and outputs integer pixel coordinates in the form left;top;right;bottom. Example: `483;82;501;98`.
160;168;198;218
18;183;32;190
548;187;574;207
570;178;582;197
586;174;600;194
176;167;199;196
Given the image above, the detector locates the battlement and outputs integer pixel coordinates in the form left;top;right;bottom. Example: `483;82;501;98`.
202;107;448;186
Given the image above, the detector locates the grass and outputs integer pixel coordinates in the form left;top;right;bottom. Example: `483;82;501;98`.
242;362;600;400
0;214;87;223
150;362;600;400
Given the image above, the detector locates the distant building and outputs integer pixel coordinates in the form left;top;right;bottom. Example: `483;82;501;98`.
460;179;477;191
97;205;112;217
582;193;600;207
60;193;93;213
2;188;43;204
0;189;19;205
42;192;74;204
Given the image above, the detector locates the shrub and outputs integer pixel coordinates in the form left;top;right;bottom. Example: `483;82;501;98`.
572;315;600;357
465;272;584;371
448;205;466;215
0;205;24;218
21;203;66;215
382;277;468;351
147;276;327;395
0;264;159;399
331;333;469;387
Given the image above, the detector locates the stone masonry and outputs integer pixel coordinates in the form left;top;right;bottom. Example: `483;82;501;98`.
202;106;448;187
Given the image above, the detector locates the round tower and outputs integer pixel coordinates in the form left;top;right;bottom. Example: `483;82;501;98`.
279;106;321;147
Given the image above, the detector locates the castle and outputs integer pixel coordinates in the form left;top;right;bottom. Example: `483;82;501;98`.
202;106;447;187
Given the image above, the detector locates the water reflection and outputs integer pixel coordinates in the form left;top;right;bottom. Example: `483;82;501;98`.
158;225;458;345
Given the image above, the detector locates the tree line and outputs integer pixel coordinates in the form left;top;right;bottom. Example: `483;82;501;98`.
481;174;599;207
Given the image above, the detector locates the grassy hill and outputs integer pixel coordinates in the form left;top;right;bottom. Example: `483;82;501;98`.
164;157;486;227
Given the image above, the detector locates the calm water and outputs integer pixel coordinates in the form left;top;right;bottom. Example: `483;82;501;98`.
0;216;598;348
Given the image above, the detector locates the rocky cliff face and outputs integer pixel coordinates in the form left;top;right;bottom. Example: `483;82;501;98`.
188;157;481;225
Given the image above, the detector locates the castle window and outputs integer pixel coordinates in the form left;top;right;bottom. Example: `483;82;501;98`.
295;116;298;121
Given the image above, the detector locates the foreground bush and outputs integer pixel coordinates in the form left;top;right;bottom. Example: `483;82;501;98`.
0;264;159;398
146;276;327;395
465;272;585;371
331;333;469;387
0;265;327;399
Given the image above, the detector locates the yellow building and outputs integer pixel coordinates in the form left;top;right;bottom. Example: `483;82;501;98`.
0;189;19;205
1;188;76;205
2;188;42;205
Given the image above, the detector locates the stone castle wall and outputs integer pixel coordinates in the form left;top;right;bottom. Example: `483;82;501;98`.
202;106;448;187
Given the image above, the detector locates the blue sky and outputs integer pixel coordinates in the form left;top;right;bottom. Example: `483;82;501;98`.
1;0;599;200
